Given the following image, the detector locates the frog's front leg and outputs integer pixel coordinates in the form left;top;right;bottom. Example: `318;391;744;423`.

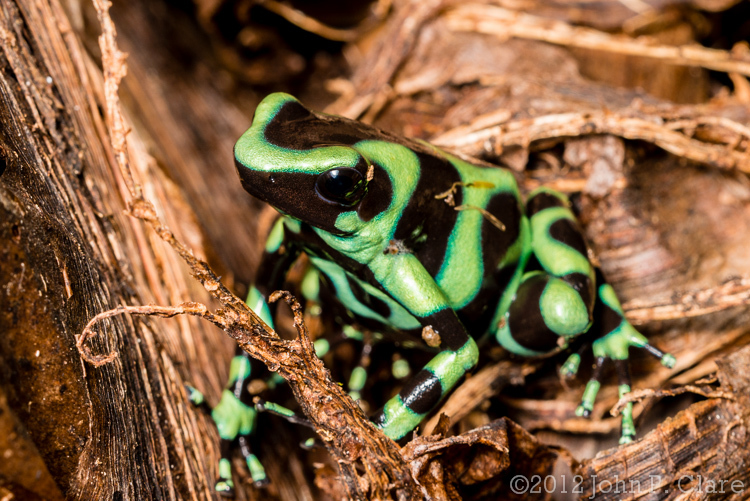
369;253;479;440
205;218;301;495
209;351;268;494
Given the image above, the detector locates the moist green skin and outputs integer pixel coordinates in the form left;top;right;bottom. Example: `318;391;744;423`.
202;93;675;494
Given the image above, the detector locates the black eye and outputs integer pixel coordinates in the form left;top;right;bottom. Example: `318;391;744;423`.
315;168;366;206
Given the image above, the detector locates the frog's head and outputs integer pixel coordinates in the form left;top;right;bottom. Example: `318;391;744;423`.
234;93;397;236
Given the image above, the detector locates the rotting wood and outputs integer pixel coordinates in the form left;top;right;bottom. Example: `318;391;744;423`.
2;0;750;499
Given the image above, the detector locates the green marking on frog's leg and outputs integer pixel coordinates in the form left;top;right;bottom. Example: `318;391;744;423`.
313;338;330;358
392;358;411;380
436;154;521;308
375;338;479;440
247;285;274;328
561;352;581;377
245;452;268;486
215;458;235;496
618;383;635;444
343;324;364;341
256;399;296;418
539;277;591;337
576;377;602;417
530;208;593;279
300;266;321;303
310;256;421;330
212;389;257;440
229;355;252;383
264;218;286;253
348;366;367;401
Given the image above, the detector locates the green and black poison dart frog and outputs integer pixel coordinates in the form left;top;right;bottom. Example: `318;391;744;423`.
191;92;676;496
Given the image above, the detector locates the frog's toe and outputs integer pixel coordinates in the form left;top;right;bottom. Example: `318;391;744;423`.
619;434;634;445
639;340;676;369
575;403;592;418
253;477;270;489
660;352;676;369
214;478;235;498
560;353;581;378
185;384;206;407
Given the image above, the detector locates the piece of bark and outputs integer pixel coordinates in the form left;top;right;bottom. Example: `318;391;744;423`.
3;0;750;499
577;344;750;500
0;0;224;498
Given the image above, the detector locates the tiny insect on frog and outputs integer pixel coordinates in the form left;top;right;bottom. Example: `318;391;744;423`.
189;93;675;496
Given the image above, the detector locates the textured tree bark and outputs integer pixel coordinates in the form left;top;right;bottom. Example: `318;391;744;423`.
0;0;230;498
2;0;750;500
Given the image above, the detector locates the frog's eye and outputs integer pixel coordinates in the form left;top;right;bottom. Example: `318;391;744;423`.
315;168;366;206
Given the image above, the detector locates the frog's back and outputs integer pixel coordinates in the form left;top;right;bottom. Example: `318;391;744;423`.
236;93;527;337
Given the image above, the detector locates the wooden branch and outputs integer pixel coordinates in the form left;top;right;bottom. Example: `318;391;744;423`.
3;0;750;499
444;4;750;77
432;111;750;173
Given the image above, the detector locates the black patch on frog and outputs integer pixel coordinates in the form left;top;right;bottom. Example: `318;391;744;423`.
270;99;314;126
263;100;401;150
563;272;594;313
293;224;382;289
526;192;566;216
597;294;624;337
481;192;522;274
253;248;304;317
371;408;387;427
421;308;472;351
236;164;346;234
452;193;522;332
614;359;631;387
393;152;462;277
398;369;444;415
508;274;560;353
345;274;392;319
548;219;588;257
357;163;392;222
458;264;517;334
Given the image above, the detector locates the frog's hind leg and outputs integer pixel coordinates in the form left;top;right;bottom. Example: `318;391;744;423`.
495;188;596;356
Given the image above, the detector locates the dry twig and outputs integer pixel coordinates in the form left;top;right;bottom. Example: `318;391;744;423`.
444;4;750;77
433;111;750;173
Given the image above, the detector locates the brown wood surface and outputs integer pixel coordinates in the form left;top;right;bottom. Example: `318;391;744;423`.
1;0;749;500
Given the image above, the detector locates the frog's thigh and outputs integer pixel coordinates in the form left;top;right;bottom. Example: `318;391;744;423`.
498;272;591;356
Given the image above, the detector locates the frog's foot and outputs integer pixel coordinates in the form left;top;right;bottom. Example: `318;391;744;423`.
203;389;268;494
572;322;675;444
186;384;211;412
566;283;675;443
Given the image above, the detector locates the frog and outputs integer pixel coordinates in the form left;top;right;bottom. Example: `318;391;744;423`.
196;92;676;496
